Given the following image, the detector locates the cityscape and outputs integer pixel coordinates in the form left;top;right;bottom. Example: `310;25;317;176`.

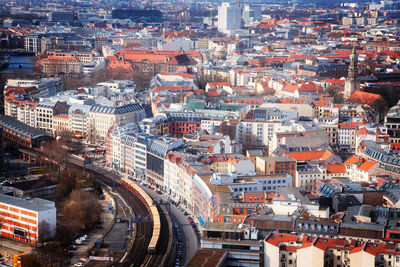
0;0;400;266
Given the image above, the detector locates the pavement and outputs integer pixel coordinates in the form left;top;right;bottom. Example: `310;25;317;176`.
69;189;114;266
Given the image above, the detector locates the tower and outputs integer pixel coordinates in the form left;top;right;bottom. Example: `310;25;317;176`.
344;46;360;100
218;3;241;34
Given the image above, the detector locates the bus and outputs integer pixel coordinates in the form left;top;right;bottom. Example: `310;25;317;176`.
28;167;46;175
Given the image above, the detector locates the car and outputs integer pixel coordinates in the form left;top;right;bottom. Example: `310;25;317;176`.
67;245;77;251
184;211;189;216
75;239;82;245
96;224;103;229
74;263;83;267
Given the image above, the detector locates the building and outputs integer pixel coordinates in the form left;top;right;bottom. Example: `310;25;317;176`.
49;11;74;22
35;101;69;134
385;103;400;143
39;56;82;76
53;114;69;134
243;4;262;27
89;102;146;141
218;3;241;34
111;9;163;23
201;222;261;266
0;194;56;244
264;232;400;267
255;156;297;184
344;47;360;100
5;78;62;98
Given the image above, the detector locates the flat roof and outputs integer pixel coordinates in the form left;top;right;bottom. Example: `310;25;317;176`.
204;222;250;232
0;193;55;212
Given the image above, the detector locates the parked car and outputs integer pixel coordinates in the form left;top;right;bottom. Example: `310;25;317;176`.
67;245;77;251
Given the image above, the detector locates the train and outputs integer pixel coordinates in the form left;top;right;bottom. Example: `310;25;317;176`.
121;177;160;254
27;167;46;175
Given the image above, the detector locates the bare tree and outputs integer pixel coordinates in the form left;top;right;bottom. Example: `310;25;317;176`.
37;220;52;245
326;84;344;104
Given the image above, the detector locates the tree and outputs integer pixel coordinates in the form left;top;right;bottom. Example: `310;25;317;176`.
37;220;52;245
55;168;78;201
61;190;101;231
326;84;344;104
370;97;389;122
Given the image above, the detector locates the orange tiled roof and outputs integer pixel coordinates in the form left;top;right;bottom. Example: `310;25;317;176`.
348;91;382;106
344;155;362;165
284;150;331;162
358;160;377;172
324;164;346;174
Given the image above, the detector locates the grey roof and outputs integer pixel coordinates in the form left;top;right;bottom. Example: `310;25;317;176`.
68;104;91;116
0;193;55;212
37;101;57;109
0;116;51;140
90;103;143;114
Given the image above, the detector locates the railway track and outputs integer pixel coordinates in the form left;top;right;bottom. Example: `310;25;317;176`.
69;161;153;265
141;204;171;267
121;188;152;266
65;159;172;266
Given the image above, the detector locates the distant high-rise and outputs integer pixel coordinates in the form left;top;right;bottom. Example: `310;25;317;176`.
344;47;360;100
49;11;74;22
112;9;163;23
218;3;241;33
243;4;262;27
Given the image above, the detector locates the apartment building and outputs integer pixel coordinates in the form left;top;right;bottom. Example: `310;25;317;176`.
89;102;145;141
35;101;69;134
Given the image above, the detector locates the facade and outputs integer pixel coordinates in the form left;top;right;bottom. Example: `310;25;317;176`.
89;103;145;141
264;232;400;267
49;11;74;22
39;56;82;75
255;156;297;182
218;3;241;33
35;101;69;134
0;194;56;244
53;114;69;134
6;78;62;98
385;103;400;143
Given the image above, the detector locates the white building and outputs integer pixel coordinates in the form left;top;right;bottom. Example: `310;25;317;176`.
238;120;281;147
0;194;56;244
296;166;326;191
218;3;241;34
89;102;145;141
6;78;62;98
